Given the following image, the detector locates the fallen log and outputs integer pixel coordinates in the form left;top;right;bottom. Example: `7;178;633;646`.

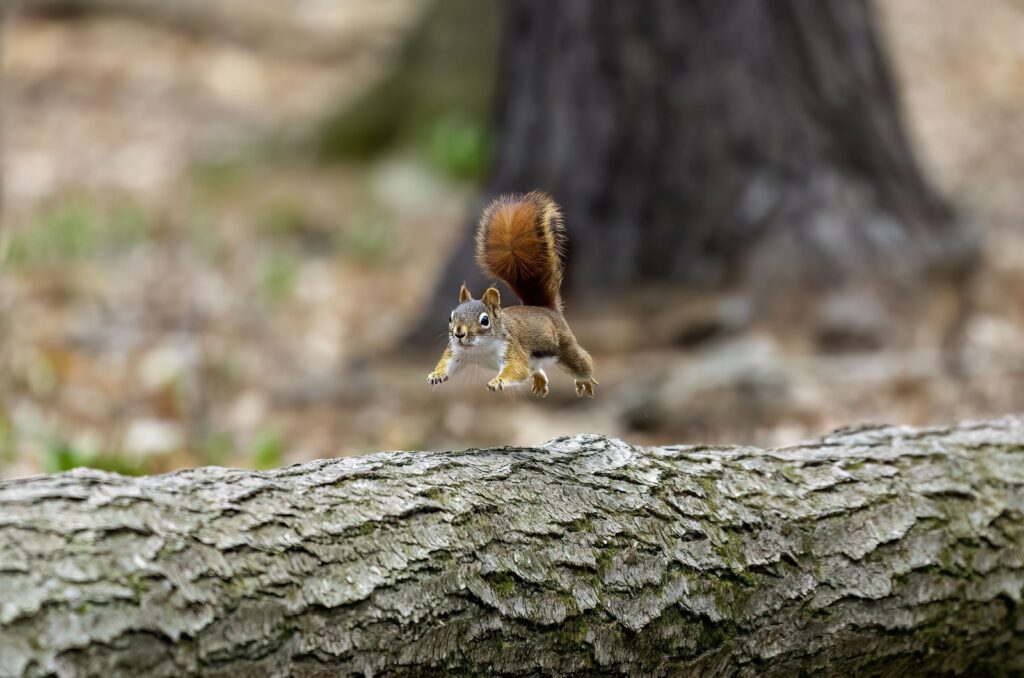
2;419;1024;676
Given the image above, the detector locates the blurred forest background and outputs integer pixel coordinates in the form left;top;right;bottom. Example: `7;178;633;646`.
2;0;1024;478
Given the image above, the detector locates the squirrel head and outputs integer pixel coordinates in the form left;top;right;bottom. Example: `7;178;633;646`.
448;284;502;348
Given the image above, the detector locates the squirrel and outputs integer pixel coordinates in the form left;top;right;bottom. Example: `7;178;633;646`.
427;191;597;398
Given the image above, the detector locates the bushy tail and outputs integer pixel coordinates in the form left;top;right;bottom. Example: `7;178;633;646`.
475;191;567;310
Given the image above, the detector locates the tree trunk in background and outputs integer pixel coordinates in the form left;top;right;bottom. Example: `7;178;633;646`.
418;0;977;339
3;419;1024;676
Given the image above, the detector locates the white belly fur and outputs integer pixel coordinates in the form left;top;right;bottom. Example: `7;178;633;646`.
529;355;558;373
453;338;506;372
452;339;557;383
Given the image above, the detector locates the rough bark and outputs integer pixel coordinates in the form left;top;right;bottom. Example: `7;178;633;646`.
3;419;1024;676
420;0;977;329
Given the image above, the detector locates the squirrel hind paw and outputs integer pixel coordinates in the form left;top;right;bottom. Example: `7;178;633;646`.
574;378;596;398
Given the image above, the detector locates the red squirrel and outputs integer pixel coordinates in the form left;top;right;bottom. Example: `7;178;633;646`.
428;191;597;397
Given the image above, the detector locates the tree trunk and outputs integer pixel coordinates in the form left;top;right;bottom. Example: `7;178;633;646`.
420;0;977;332
3;419;1024;676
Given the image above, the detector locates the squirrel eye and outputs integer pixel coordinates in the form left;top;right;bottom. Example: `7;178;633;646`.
449;311;454;324
479;312;489;327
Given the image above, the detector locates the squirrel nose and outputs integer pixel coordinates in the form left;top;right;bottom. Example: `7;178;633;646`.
453;327;467;338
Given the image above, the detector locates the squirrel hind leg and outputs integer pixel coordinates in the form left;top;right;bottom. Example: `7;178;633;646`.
558;341;597;398
574;378;597;398
531;370;549;397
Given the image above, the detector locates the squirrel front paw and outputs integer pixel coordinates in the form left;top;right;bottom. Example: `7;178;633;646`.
574;378;597;398
486;377;506;391
531;373;549;397
427;371;449;386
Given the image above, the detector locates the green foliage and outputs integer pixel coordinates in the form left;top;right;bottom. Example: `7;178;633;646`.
192;156;252;197
183;209;228;262
423;114;494;180
5;198;151;267
249;430;284;470
261;249;300;304
317;77;408;160
340;211;395;265
7;203;96;265
107;202;151;244
202;431;233;467
313;0;499;179
257;198;314;240
257;199;339;257
0;416;15;464
43;440;150;476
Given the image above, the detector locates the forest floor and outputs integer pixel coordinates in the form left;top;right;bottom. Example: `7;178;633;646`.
2;0;1024;477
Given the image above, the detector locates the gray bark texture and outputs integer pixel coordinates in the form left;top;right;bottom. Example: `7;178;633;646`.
3;419;1024;677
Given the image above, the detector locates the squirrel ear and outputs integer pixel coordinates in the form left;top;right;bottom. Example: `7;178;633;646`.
459;283;472;303
482;287;501;309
